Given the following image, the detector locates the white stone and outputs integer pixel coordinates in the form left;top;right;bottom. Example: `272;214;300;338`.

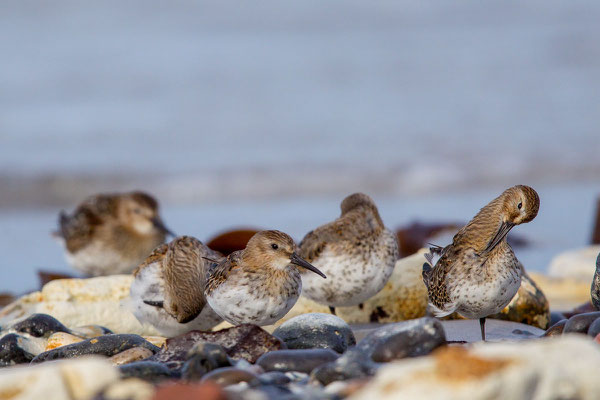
350;335;600;400
0;357;119;400
0;275;160;336
547;246;600;282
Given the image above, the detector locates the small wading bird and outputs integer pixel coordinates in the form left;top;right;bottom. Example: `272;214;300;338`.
129;236;224;337
422;185;540;340
205;230;326;326
55;191;173;276
298;193;399;315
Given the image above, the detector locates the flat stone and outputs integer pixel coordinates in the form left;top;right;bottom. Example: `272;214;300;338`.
438;319;544;342
11;313;72;337
591;252;600;310
45;332;84;351
272;313;355;353
349;335;600;400
150;324;285;368
71;325;113;338
563;312;600;334
32;334;160;363
256;349;339;374
109;347;154;366
119;361;178;383
0;356;119;400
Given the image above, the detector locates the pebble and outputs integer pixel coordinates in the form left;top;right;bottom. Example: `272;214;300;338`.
200;367;259;386
31;334;160;363
563;312;600;334
109;346;154;366
312;317;446;385
0;333;35;365
256;349;339;374
272;313;356;353
70;325;113;338
11;313;71;338
257;371;291;385
588;317;600;337
119;361;178;383
150;324;285;369
45;332;84;351
544;319;567;337
181;343;232;381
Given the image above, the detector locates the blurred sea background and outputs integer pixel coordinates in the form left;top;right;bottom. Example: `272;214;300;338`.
1;0;599;293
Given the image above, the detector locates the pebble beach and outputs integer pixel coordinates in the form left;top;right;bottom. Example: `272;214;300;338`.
2;0;600;399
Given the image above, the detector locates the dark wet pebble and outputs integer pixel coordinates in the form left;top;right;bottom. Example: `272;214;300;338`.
257;349;339;374
257;371;291;386
11;314;72;337
181;342;231;381
0;334;35;365
272;313;355;353
149;324;285;369
543;319;567;337
549;311;567;327
200;367;258;386
588;317;600;337
563;312;600;334
119;361;179;383
31;334;160;363
312;317;446;385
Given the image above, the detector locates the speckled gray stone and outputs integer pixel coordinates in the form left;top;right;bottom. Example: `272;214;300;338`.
272;313;355;353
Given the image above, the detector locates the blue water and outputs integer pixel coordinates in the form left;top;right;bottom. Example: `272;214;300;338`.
0;1;599;292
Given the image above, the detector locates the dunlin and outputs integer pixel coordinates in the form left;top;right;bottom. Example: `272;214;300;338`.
298;193;399;314
129;235;224;337
205;230;326;326
55;191;173;276
422;185;540;340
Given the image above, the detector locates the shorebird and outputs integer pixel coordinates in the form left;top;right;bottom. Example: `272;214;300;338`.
422;185;540;340
205;230;326;326
54;191;173;276
129;235;224;337
298;193;399;314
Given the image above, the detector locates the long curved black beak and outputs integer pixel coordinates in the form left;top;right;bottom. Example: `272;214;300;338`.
484;221;514;253
290;253;326;279
152;217;175;237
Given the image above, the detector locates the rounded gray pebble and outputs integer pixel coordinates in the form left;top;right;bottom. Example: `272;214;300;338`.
272;313;355;353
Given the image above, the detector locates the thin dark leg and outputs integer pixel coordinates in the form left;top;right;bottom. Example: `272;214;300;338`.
479;317;486;341
329;306;336;315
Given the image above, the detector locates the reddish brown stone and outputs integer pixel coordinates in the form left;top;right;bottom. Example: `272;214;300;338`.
206;228;260;256
152;382;226;400
150;324;285;368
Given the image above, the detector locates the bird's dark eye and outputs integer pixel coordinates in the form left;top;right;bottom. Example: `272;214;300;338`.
518;202;522;210
134;208;142;214
271;243;279;250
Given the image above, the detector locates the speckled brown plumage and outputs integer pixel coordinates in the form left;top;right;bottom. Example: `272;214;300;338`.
55;191;172;276
205;230;326;326
422;185;540;340
298;193;399;308
130;235;224;336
